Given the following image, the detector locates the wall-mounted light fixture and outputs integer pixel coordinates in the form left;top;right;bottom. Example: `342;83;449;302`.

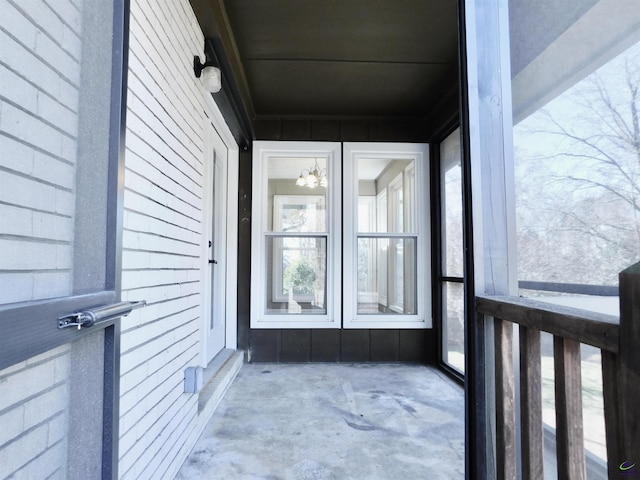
194;55;221;93
295;159;328;188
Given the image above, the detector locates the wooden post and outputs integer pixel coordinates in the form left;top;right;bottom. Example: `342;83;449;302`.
461;0;518;474
519;326;543;480
495;318;517;480
603;262;640;477
554;336;586;480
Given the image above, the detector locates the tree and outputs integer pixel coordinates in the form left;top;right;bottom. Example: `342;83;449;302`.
283;256;317;296
514;44;640;286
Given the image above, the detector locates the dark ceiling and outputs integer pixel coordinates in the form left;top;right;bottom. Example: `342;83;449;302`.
191;0;459;128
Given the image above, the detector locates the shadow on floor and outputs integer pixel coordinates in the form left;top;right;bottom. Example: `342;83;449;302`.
176;363;464;480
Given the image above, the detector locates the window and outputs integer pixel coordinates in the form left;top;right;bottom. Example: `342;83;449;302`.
343;143;430;329
251;142;341;328
271;195;327;304
251;141;430;329
439;127;464;374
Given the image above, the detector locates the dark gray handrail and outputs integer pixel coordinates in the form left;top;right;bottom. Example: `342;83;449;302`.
518;280;619;297
476;295;619;352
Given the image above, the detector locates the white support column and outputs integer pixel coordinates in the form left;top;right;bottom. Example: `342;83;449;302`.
464;0;518;297
462;1;518;479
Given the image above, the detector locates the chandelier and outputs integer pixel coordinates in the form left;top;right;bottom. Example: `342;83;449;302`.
295;159;328;188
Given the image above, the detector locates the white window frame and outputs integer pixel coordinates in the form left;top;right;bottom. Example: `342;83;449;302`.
343;142;431;329
250;141;341;329
357;196;377;305
376;189;388;306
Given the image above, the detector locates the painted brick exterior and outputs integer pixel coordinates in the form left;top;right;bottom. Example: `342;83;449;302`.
0;345;71;479
0;0;80;477
0;0;82;304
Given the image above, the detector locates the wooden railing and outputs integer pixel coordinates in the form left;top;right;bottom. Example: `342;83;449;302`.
476;262;640;480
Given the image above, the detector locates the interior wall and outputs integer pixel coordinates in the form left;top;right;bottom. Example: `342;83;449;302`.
238;118;443;363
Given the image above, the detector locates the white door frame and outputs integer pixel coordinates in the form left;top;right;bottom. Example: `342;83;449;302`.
202;123;228;360
200;93;239;366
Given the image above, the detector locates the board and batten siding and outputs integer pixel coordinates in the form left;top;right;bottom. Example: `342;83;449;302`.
119;0;217;478
241;121;435;363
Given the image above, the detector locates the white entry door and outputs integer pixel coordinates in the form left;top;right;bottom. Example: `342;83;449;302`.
203;123;228;363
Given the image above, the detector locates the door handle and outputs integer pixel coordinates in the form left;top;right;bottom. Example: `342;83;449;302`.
58;300;146;330
209;259;217;264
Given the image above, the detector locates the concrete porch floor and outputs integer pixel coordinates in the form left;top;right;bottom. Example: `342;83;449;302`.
176;363;464;479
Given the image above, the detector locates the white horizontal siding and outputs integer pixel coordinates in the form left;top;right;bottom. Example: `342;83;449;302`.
122;189;201;234
120;331;198;429
124;208;200;242
119;336;199;478
126;75;203;174
122;269;199;292
120;301;200;354
120;0;218;478
125;107;202;190
124;167;201;222
129;0;204;130
123;230;200;258
125;146;202;210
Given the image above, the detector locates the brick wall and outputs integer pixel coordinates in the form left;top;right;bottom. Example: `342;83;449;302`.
0;0;81;477
0;0;82;304
0;345;71;478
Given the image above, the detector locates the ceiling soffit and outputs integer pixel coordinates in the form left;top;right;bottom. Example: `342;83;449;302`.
219;0;459;121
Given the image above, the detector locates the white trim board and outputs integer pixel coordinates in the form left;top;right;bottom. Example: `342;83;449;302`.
251;141;342;329
201;92;239;358
343;142;431;329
